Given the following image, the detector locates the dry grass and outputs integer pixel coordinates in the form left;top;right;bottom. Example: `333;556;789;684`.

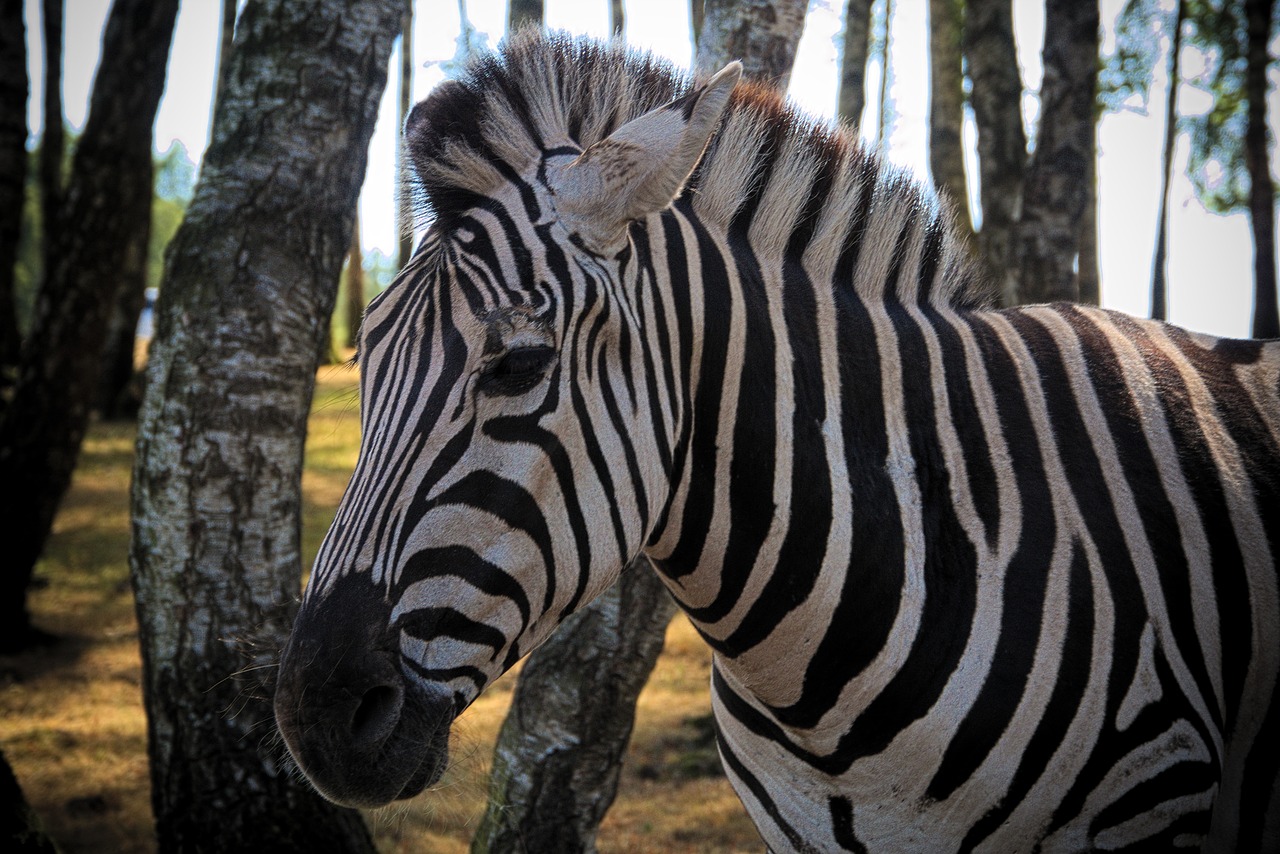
0;365;761;853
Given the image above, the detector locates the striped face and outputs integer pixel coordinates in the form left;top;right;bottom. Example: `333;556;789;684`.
273;62;742;808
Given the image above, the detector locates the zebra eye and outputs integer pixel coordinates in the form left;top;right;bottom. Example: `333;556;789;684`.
481;345;556;395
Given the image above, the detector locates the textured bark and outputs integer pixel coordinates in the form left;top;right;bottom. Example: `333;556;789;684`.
1152;0;1185;322
508;0;544;32
837;0;872;127
0;0;176;652
1078;137;1100;305
129;0;402;848
1008;0;1098;305
1246;0;1277;338
0;748;56;854
39;0;63;277
964;0;1026;304
0;0;26;376
397;0;413;271
874;0;893;147
695;0;808;88
929;0;970;233
345;217;364;349
472;562;676;854
211;0;237;134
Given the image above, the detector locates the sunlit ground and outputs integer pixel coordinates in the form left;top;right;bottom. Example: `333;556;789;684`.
0;365;760;853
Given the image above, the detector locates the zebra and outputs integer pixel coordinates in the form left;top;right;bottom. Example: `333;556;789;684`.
274;31;1280;852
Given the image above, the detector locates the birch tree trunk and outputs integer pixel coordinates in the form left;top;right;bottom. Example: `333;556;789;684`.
695;0;808;88
1246;0;1277;338
838;0;873;127
129;0;402;848
473;13;809;852
1008;0;1098;305
0;0;25;381
929;0;970;234
1151;0;1185;322
964;0;1026;304
0;0;177;652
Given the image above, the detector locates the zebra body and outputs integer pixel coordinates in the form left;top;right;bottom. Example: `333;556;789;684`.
274;33;1280;851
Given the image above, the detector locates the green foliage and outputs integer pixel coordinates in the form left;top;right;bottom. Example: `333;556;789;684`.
1099;0;1171;114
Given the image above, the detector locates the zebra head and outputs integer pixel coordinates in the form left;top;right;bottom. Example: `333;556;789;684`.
274;39;741;808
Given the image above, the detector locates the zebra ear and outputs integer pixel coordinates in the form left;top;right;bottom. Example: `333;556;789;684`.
550;61;742;255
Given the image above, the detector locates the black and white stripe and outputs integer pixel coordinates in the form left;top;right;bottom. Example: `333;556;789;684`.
276;32;1280;851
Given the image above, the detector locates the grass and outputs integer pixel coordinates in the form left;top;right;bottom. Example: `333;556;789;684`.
0;364;761;853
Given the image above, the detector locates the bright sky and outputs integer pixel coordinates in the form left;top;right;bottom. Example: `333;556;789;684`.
26;0;1280;338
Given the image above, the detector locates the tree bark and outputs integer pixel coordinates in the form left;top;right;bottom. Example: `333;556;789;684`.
0;747;57;854
874;0;894;148
0;0;26;379
838;0;873;127
695;0;809;89
129;0;402;848
508;0;544;32
345;217;365;350
1246;0;1277;338
471;561;676;854
397;0;413;272
39;0;62;279
94;246;148;420
929;0;970;233
1152;0;1185;322
0;0;177;652
1008;0;1098;305
964;0;1026;304
610;0;625;37
210;0;237;141
1078;132;1100;305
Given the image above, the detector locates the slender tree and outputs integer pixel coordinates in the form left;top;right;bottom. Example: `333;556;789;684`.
837;0;873;127
129;0;403;847
964;0;1026;303
474;9;809;849
508;0;544;31
345;218;365;349
929;0;970;233
39;0;62;278
1078;132;1101;305
1245;0;1277;337
691;0;705;45
695;0;808;89
1009;0;1099;304
0;0;178;652
1152;0;1186;322
0;0;26;382
874;0;894;148
610;0;625;37
397;0;414;271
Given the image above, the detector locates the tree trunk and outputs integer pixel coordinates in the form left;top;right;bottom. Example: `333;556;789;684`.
471;561;676;854
0;0;177;653
1078;134;1100;305
1152;0;1185;322
1008;0;1098;305
929;0;970;233
610;0;625;37
129;0;402;848
94;249;148;420
0;0;26;381
1246;0;1277;338
691;0;704;46
210;0;237;139
345;217;365;350
695;0;809;89
0;748;57;854
838;0;873;127
508;0;544;32
964;0;1027;304
397;0;414;272
39;0;62;278
874;0;894;148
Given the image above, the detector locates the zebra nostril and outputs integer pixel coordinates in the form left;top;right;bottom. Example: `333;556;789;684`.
350;682;404;749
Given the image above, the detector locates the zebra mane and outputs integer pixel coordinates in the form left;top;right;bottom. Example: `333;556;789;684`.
406;30;991;308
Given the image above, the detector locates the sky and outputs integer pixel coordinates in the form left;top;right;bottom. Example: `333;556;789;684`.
24;0;1280;338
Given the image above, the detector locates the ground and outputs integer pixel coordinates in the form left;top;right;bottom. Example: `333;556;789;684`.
0;365;761;853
